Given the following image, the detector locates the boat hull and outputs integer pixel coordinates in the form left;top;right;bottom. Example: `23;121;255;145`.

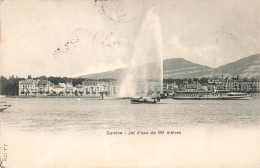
130;96;159;104
0;100;11;111
131;101;156;104
173;95;252;100
131;100;156;104
173;97;251;100
0;107;8;112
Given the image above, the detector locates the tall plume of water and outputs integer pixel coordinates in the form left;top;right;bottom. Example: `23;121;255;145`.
119;7;163;97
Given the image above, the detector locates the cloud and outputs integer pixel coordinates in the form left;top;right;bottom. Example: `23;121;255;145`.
164;37;227;68
74;58;127;77
45;29;130;77
1;0;259;77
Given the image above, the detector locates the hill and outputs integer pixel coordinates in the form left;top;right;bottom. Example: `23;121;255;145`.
79;58;213;79
212;54;260;79
163;58;213;79
79;54;260;79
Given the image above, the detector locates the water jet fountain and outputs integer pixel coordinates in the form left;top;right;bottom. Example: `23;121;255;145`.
119;7;163;100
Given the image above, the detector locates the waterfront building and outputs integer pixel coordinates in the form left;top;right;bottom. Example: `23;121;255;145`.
82;81;98;95
53;85;65;96
97;82;110;95
227;80;260;92
19;79;119;96
207;76;228;90
206;76;260;92
166;82;178;90
38;80;53;95
58;83;66;88
179;82;202;91
18;76;260;97
64;83;73;96
108;81;118;96
73;84;83;96
19;79;54;96
82;80;117;96
164;75;260;94
252;81;260;91
19;79;39;96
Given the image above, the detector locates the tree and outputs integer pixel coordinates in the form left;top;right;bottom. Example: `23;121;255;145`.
193;78;199;82
188;78;193;84
243;77;248;81
72;78;85;86
79;91;83;96
0;76;23;96
199;77;208;84
65;91;70;95
59;91;64;96
74;90;78;96
39;90;44;95
38;76;48;80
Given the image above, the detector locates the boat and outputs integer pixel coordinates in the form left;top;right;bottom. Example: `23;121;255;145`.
173;90;252;100
131;96;160;104
0;106;8;112
0;98;11;112
0;103;11;112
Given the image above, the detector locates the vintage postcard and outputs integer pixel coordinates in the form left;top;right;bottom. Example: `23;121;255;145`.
0;0;260;167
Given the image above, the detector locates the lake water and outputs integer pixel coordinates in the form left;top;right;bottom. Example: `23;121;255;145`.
1;98;260;132
1;98;260;168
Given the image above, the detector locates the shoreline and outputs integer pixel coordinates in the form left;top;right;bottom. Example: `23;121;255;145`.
6;95;115;99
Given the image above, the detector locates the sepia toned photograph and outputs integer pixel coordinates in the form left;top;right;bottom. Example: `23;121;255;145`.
0;0;260;167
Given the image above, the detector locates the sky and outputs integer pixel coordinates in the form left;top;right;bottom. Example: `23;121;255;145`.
0;0;259;78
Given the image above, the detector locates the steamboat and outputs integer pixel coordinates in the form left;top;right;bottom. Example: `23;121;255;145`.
173;90;252;100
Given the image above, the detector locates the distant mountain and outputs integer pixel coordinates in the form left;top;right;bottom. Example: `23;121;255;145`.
212;54;260;79
163;58;213;79
79;54;260;79
79;58;213;79
81;68;127;79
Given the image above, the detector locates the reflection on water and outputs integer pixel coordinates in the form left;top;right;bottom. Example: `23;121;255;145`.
0;98;259;132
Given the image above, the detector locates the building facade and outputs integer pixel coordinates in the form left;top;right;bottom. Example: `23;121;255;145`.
19;79;119;96
19;79;39;96
82;81;111;96
164;76;260;94
19;76;260;97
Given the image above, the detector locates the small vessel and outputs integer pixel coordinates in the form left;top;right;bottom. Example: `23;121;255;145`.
0;103;11;112
131;96;160;104
0;106;8;112
0;96;11;111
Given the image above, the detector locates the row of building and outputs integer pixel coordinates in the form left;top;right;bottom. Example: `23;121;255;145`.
19;76;260;96
19;79;118;96
165;77;260;93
